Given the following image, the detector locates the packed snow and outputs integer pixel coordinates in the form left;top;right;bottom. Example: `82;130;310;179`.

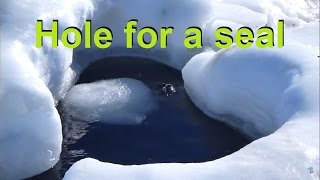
0;0;319;179
0;51;62;179
62;78;156;125
183;24;320;138
0;0;92;179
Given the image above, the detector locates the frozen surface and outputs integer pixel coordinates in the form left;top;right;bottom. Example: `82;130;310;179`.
64;24;320;180
0;0;92;179
0;48;62;180
0;0;319;179
183;24;320;138
73;0;318;70
62;78;156;125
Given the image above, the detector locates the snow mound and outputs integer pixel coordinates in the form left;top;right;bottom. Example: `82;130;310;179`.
0;0;92;179
0;53;62;180
183;26;319;138
62;78;156;125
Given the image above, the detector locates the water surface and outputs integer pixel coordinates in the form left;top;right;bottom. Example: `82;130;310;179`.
29;57;251;179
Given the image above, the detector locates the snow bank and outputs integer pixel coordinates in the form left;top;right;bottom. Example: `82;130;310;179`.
1;0;319;179
73;0;318;71
62;78;156;125
73;0;217;70
0;43;62;179
64;23;319;180
183;25;319;138
0;0;92;179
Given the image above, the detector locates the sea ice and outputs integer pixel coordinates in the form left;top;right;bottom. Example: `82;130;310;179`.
0;0;319;179
62;78;157;125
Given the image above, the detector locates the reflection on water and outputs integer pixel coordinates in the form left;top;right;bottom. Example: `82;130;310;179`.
29;57;251;179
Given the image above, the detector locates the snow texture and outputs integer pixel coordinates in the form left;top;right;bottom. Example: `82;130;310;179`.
64;23;320;180
0;0;319;179
62;78;156;125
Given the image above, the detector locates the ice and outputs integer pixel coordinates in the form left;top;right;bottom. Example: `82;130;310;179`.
0;0;92;179
211;2;267;26
203;20;245;51
73;0;217;70
62;78;156;125
0;0;93;102
183;24;319;138
0;0;319;179
73;0;318;71
64;23;319;180
0;40;63;179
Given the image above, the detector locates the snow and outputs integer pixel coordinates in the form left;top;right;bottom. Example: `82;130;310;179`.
0;39;63;179
0;0;319;179
0;0;92;179
63;23;320;180
183;25;319;138
62;78;156;125
73;0;318;71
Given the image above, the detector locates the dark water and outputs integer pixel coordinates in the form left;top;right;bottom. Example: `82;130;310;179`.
29;57;251;179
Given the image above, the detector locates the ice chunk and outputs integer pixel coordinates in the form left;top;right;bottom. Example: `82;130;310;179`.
62;78;157;125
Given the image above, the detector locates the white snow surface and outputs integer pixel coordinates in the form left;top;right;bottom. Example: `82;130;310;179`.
62;78;156;125
0;0;319;179
183;23;320;139
1;1;92;179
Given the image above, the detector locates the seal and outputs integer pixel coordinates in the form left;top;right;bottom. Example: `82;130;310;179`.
161;83;176;96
